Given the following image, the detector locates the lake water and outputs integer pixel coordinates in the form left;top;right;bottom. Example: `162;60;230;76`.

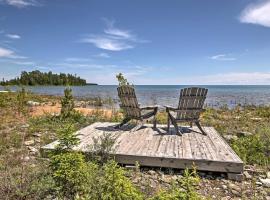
1;85;270;108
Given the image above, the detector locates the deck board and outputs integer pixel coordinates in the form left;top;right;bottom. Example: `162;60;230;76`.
42;122;244;174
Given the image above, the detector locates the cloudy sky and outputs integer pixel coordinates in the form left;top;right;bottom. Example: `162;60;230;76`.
0;0;270;85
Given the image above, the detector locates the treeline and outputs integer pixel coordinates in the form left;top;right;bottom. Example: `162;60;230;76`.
0;70;87;86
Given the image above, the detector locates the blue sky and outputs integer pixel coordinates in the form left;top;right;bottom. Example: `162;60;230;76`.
0;0;270;85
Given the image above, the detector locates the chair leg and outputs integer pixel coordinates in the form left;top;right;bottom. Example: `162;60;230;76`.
153;115;157;129
115;117;130;129
167;115;170;132
195;121;206;135
169;115;181;135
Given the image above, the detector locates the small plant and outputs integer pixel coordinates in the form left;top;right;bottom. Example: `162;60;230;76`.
87;132;117;164
55;124;80;152
231;130;270;166
50;152;92;199
16;87;28;115
149;166;201;200
61;87;75;118
100;160;144;200
116;73;130;86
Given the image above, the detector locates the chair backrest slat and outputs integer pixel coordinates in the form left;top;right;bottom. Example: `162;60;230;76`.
177;87;208;120
117;85;141;118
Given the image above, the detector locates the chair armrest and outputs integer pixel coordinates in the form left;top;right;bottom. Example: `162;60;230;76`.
165;106;178;112
140;106;158;110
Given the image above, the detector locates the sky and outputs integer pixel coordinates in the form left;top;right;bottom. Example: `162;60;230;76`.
0;0;270;85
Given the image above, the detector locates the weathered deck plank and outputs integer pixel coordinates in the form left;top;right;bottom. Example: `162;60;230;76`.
42;122;244;174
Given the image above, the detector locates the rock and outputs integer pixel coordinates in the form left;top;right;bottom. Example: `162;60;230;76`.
259;178;270;188
221;185;228;190
24;140;34;146
267;171;270;178
228;183;241;196
33;132;42;137
256;181;263;186
148;170;156;175
28;146;38;155
243;171;252;180
21;124;29;128
266;196;270;200
161;175;171;184
27;101;40;106
223;135;238;141
23;156;30;162
237;131;253;137
250;117;262;121
34;138;41;143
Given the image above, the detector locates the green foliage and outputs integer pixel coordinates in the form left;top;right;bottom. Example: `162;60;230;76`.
16;87;28;115
149;167;201;200
99;160;144;200
50;152;91;199
116;73;130;86
87;132;117;164
61;87;75;118
55;124;80;152
0;70;86;86
231;129;270;166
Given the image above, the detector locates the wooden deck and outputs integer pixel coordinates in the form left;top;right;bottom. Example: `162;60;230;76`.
42;122;243;178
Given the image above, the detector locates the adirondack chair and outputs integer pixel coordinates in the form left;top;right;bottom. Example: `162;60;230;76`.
166;87;208;135
116;85;158;129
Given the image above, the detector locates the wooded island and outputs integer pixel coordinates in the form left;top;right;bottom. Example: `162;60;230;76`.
0;70;91;86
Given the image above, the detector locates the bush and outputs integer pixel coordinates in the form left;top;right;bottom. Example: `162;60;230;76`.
50;152;91;199
61;87;75;118
149;167;201;200
99;160;144;200
231;129;270;166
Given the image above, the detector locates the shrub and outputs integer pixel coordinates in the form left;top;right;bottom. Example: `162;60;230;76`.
231;130;270;166
61;87;75;118
87;132;117;164
100;160;144;200
55;123;80;152
149;167;201;200
50;152;92;199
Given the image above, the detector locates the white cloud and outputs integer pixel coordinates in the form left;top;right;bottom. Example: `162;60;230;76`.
0;46;27;59
192;72;270;85
6;34;21;39
0;47;14;57
1;0;40;8
95;52;110;58
239;0;270;27
81;19;146;51
210;54;236;61
64;57;92;62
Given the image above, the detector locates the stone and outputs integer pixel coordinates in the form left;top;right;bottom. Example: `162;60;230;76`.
266;171;270;178
27;101;40;106
223;135;238;141
148;170;156;175
24;140;34;146
256;181;263;186
21;124;30;128
243;171;252;180
237;131;253;137
228;183;241;196
34;138;41;143
259;178;270;188
221;185;227;190
28;146;38;154
161;175;171;184
23;156;30;162
250;117;262;121
33;132;42;137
